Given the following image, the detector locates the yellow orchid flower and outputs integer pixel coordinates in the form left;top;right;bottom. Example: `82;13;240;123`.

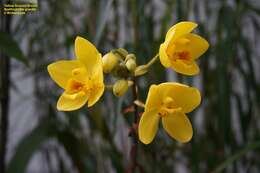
138;82;201;144
159;21;209;75
47;36;104;111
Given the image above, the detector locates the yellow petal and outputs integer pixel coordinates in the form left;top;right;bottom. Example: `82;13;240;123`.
75;36;102;76
159;43;171;68
57;91;88;111
158;83;201;113
162;112;193;143
138;110;160;144
47;60;82;89
88;84;105;107
145;85;161;111
171;60;200;76
70;67;89;83
165;21;197;44
185;33;209;60
91;65;103;84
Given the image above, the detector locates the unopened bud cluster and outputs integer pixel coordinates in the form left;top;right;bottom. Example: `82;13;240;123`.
102;48;138;97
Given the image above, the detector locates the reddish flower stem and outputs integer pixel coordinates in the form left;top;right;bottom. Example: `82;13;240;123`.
128;78;139;173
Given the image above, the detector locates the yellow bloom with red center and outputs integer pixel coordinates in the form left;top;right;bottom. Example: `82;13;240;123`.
47;36;104;111
159;21;209;75
138;83;201;144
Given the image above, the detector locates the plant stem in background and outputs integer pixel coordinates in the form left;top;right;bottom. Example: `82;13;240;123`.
129;0;139;170
0;1;11;172
211;140;260;173
130;0;139;52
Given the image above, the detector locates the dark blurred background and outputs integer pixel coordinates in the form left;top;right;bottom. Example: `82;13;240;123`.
0;0;260;173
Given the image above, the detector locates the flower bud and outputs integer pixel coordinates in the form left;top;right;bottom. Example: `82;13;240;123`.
117;48;128;57
125;54;136;61
125;58;136;72
112;62;129;78
113;80;129;97
102;52;118;73
134;65;148;76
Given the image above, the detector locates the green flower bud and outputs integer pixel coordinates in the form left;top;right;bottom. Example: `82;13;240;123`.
125;54;136;61
134;65;148;76
113;80;129;97
112;48;129;60
126;58;136;72
102;52;119;73
117;48;128;57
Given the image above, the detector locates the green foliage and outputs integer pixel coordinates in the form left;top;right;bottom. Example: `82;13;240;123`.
212;140;260;173
7;118;54;173
94;0;114;46
0;31;28;65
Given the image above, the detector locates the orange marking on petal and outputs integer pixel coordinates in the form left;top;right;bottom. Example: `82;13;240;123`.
72;68;83;76
177;51;190;61
66;79;85;94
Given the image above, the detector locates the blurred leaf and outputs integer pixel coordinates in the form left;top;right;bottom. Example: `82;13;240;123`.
104;147;124;173
7;118;55;173
94;0;114;46
7;115;97;173
0;31;28;66
212;140;260;173
56;129;97;173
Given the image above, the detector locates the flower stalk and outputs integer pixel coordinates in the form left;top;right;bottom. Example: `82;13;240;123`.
146;53;159;67
134;54;159;77
128;77;139;172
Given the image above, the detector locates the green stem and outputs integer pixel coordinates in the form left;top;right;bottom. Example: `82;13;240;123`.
130;0;139;52
211;140;260;173
134;54;159;77
146;54;159;67
105;85;113;90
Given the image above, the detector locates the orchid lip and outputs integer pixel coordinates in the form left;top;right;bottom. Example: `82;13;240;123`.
158;97;183;117
158;107;183;117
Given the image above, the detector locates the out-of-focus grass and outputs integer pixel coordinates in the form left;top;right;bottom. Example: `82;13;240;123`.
1;0;260;173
